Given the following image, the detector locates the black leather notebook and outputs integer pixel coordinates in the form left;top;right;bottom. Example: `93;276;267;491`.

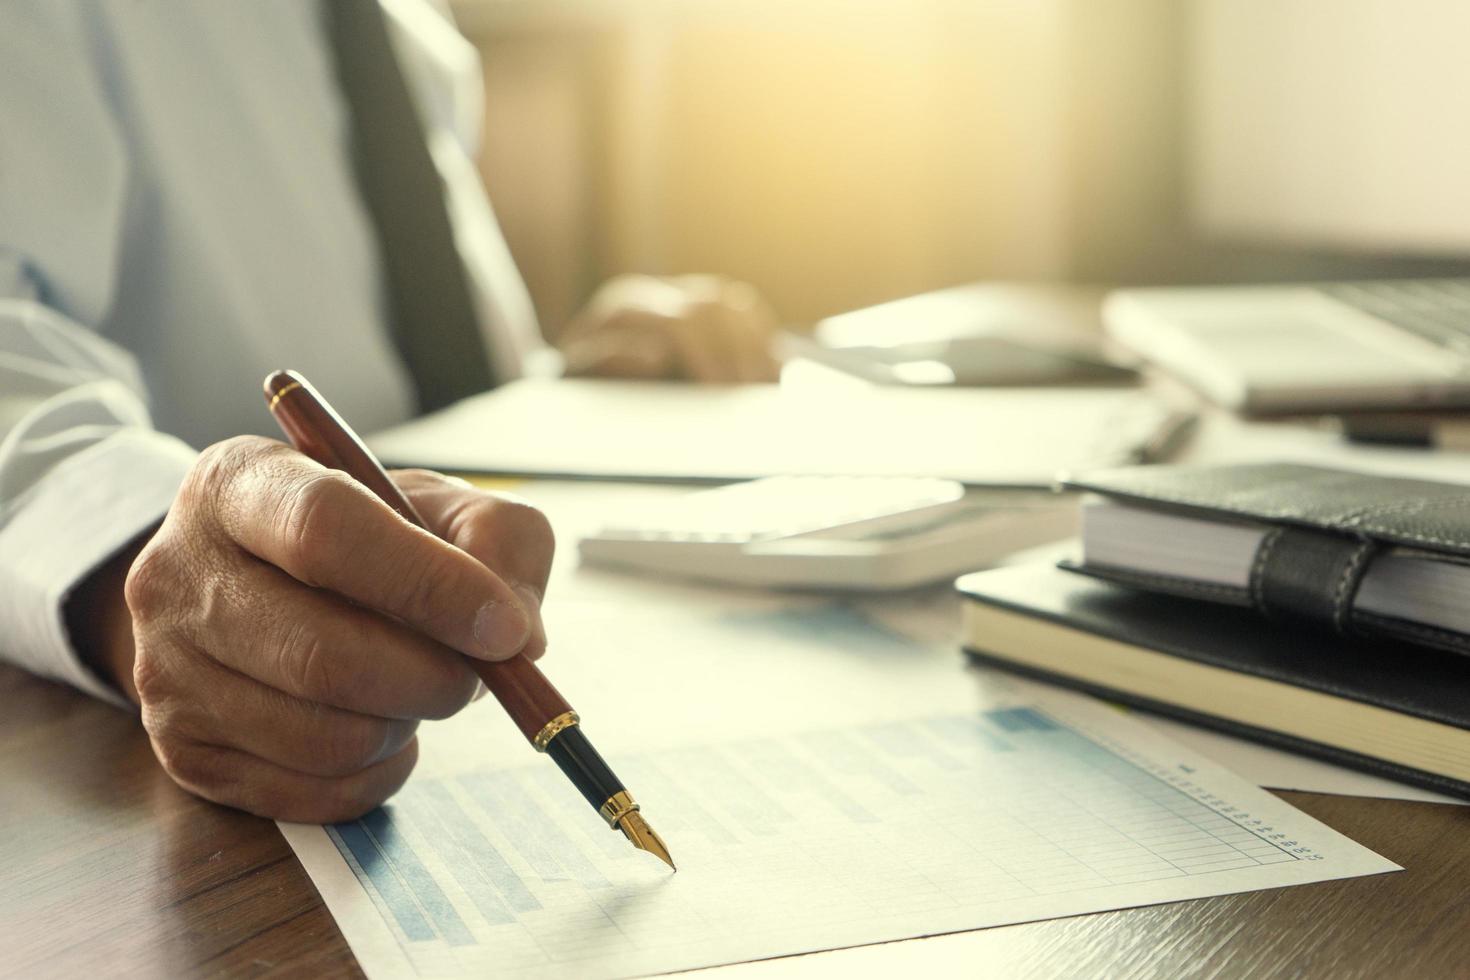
1064;462;1470;656
957;563;1470;800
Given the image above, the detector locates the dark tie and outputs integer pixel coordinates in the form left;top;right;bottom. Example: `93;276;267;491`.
324;0;494;413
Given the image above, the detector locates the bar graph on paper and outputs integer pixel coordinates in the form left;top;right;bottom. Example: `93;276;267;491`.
286;699;1395;980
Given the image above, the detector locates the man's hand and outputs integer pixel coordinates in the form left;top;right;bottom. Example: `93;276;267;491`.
558;274;780;383
97;436;553;823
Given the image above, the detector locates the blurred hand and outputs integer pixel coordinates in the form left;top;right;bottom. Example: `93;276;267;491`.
112;437;553;823
558;274;780;383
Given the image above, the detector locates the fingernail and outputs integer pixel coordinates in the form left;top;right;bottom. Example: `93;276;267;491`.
471;680;489;702
471;599;530;658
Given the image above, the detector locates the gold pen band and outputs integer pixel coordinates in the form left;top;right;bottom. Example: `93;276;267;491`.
599;789;639;828
532;710;580;752
267;380;302;410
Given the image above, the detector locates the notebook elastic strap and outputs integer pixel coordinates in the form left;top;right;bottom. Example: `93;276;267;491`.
1249;527;1378;634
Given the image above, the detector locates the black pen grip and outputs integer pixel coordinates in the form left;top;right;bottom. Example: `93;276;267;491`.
544;726;625;812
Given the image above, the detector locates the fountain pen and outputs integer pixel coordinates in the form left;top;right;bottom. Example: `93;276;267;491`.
264;370;674;870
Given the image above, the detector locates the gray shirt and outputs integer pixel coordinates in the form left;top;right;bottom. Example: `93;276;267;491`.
0;0;544;701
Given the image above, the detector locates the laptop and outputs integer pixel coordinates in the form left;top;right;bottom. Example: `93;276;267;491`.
1103;279;1470;414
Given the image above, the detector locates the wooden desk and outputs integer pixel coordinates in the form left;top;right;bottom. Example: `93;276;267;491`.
4;661;1468;979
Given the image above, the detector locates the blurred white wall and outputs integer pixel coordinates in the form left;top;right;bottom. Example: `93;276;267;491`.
1191;0;1470;253
456;0;1470;335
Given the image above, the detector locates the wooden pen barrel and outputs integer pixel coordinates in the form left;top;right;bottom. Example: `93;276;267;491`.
467;654;573;744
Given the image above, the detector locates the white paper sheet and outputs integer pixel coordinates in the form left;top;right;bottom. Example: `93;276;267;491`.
280;598;1396;979
365;379;1181;486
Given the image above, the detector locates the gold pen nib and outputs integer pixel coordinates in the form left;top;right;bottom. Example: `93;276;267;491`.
600;789;676;871
618;810;676;871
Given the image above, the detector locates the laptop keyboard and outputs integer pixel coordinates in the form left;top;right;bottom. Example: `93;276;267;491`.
1321;279;1470;352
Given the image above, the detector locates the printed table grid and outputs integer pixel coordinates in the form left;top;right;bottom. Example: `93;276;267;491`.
323;707;1303;974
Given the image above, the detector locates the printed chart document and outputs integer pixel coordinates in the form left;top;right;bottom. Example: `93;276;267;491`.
280;596;1396;979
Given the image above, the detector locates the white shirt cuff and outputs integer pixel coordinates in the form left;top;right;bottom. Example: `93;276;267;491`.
0;429;195;707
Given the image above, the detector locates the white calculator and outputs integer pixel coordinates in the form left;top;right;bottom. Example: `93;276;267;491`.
577;476;1076;591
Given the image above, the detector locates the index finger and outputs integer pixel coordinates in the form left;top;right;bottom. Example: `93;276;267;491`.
392;472;555;661
215;445;533;660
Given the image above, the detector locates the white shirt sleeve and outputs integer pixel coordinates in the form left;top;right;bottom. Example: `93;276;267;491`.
0;6;195;705
0;296;197;709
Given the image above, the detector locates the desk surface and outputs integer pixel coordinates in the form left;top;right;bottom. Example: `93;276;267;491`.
4;661;1468;979
11;398;1470;978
